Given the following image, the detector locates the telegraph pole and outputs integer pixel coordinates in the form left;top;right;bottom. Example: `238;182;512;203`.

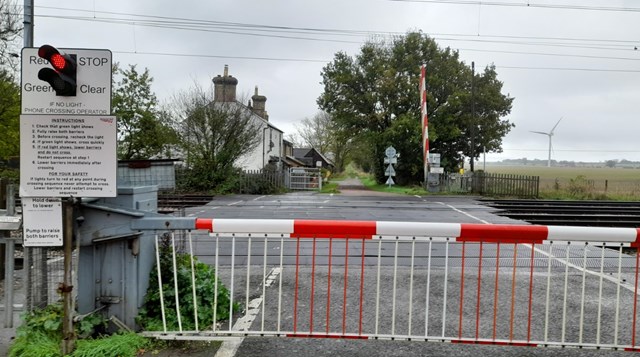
23;0;34;47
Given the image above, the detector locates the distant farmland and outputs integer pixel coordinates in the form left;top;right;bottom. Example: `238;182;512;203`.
484;165;640;198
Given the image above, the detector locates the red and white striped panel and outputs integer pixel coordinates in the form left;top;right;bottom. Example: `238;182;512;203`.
194;218;640;245
420;64;429;169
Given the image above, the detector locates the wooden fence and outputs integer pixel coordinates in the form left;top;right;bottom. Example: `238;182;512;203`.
472;172;540;198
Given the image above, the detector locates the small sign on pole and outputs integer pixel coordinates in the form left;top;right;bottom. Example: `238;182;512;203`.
384;146;398;187
22;197;63;246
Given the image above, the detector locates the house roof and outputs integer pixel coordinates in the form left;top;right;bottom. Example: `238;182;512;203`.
293;147;335;167
210;101;283;133
282;155;306;167
293;148;312;158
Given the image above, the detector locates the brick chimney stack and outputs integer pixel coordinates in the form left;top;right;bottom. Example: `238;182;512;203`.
212;65;238;102
251;86;268;120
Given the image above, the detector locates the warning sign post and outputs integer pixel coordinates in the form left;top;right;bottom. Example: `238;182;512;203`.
19;46;116;354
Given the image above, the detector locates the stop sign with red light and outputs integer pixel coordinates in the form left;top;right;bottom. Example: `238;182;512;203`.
37;44;77;96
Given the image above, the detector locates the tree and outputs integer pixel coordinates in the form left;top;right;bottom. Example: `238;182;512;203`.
0;70;20;159
0;0;21;159
296;112;332;154
170;85;261;192
295;111;352;172
0;0;22;74
317;32;514;183
604;159;618;168
284;133;303;148
112;64;178;159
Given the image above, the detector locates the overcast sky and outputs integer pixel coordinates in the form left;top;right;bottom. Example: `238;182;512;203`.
24;0;640;163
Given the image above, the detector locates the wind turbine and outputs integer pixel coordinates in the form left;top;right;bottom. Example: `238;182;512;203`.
530;117;562;167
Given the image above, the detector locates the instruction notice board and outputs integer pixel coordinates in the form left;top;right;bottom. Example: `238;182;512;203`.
19;114;117;197
22;197;63;246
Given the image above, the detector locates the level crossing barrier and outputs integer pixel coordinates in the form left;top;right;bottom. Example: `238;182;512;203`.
142;218;640;351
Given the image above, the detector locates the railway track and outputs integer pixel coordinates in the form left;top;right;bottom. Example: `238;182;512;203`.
481;198;640;227
157;194;214;214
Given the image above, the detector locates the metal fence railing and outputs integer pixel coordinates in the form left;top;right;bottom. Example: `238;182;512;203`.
144;219;640;351
24;247;67;311
117;160;178;192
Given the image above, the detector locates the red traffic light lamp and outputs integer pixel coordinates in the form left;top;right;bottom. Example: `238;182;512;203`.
37;45;77;96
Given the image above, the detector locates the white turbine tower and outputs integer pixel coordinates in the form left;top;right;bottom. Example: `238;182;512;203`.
530;117;562;167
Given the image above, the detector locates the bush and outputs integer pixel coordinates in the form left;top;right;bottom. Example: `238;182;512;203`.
137;234;239;331
0;168;19;183
567;175;593;198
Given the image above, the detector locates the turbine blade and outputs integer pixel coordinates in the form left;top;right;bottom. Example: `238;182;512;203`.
550;117;563;134
530;131;549;135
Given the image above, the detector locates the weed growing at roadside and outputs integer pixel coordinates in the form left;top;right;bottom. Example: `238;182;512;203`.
9;304;146;357
136;234;240;331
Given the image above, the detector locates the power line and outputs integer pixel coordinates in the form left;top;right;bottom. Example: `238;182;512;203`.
111;49;640;73
461;48;640;62
33;6;640;48
503;148;640;153
34;14;640;63
23;5;640;69
113;50;328;63
15;9;640;71
36;15;365;45
389;0;640;13
35;6;383;36
54;13;639;51
497;66;640;73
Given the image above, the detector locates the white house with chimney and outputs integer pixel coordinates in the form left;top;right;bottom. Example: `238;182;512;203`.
211;66;284;171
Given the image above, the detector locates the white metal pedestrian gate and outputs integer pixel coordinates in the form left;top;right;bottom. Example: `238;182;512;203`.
143;219;640;352
288;168;322;191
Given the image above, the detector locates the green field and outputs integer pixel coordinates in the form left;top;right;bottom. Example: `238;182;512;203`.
485;165;640;198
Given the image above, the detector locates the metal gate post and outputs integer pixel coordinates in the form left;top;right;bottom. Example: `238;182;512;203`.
3;238;15;328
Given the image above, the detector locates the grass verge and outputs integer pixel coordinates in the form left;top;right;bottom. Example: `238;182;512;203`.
320;181;340;194
10;331;150;357
360;176;428;195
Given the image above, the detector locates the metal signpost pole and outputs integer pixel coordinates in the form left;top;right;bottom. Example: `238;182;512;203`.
20;45;114;355
61;198;75;354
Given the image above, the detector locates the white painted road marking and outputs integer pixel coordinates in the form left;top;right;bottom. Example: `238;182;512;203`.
214;268;281;357
439;201;636;292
